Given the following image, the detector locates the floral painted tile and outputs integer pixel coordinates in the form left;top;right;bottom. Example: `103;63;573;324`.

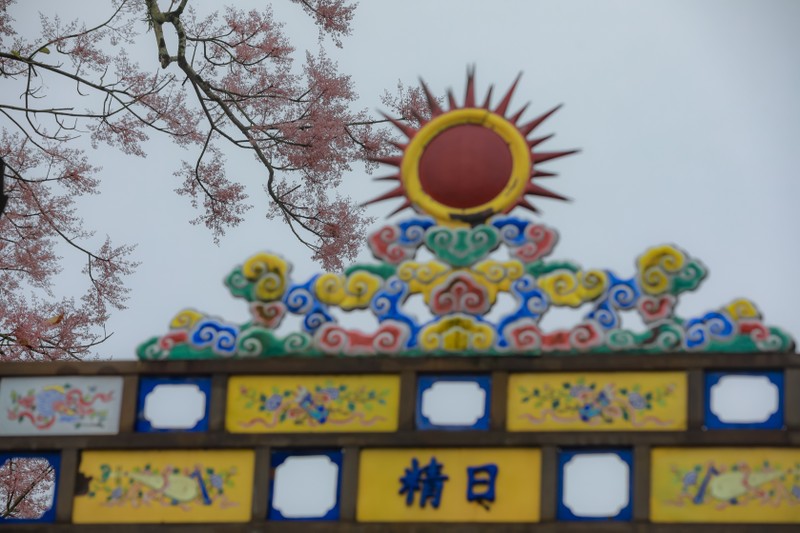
0;377;122;435
508;372;687;431
226;375;399;433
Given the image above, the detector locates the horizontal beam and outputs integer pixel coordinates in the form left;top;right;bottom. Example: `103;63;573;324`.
10;521;800;532
1;429;797;452
1;352;797;377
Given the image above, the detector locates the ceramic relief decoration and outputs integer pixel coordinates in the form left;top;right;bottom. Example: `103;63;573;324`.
651;448;800;523
0;376;122;436
136;72;795;359
357;448;541;523
226;375;400;433
507;372;687;431
72;450;254;524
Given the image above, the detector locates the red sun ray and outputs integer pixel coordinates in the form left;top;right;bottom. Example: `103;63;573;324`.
387;200;413;217
519;104;563;136
372;175;401;182
389;140;407;151
515;197;541;213
464;67;477;107
532;170;558;178
447;89;458;110
379;111;416;139
527;133;554;149
494;72;522;116
419;78;444;117
481;85;494;109
362;185;405;206
531;149;579;164
368;155;403;167
509;102;529;125
525;182;569;201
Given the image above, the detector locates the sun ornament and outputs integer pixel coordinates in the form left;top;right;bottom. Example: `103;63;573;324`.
137;69;795;360
366;68;577;225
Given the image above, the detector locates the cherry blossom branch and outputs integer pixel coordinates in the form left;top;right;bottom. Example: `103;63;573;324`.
0;157;7;216
0;460;54;519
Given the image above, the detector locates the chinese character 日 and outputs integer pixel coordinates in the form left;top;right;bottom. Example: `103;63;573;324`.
399;457;449;508
467;463;499;509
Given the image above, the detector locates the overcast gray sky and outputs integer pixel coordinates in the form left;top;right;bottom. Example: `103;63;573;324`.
13;0;800;359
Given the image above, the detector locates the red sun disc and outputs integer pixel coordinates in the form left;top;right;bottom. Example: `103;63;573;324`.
417;124;513;209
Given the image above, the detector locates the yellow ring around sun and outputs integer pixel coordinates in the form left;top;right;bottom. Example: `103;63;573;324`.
401;108;531;224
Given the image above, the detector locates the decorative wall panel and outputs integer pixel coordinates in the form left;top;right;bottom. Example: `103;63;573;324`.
507;372;687;431
704;371;784;430
269;450;343;521
226;375;400;433
0;376;122;436
136;376;212;432
416;375;491;430
651;447;800;523
557;448;633;521
72;449;255;524
357;448;541;522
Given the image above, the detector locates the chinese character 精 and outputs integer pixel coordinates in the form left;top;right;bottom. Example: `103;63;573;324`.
399;456;450;508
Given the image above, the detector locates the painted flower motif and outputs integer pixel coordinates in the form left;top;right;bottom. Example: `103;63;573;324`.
240;383;388;428
596;390;611;406
579;403;601;421
792;485;800;500
521;379;677;427
35;389;64;417
16;394;35;409
602;404;622;419
628;392;646;410
569;385;590;398
322;387;340;400
74;402;95;416
110;487;123;500
210;474;224;490
265;394;282;411
682;470;698;488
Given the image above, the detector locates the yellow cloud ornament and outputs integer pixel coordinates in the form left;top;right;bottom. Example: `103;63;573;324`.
169;309;204;330
725;298;761;321
537;269;608;307
419;315;495;352
315;271;383;310
241;253;290;301
637;245;685;296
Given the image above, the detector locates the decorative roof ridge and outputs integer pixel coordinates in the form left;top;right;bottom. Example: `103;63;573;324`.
136;215;795;360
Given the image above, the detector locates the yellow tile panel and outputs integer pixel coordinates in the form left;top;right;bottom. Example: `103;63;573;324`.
507;372;687;431
357;448;541;522
72;449;254;523
226;374;400;433
651;447;800;523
